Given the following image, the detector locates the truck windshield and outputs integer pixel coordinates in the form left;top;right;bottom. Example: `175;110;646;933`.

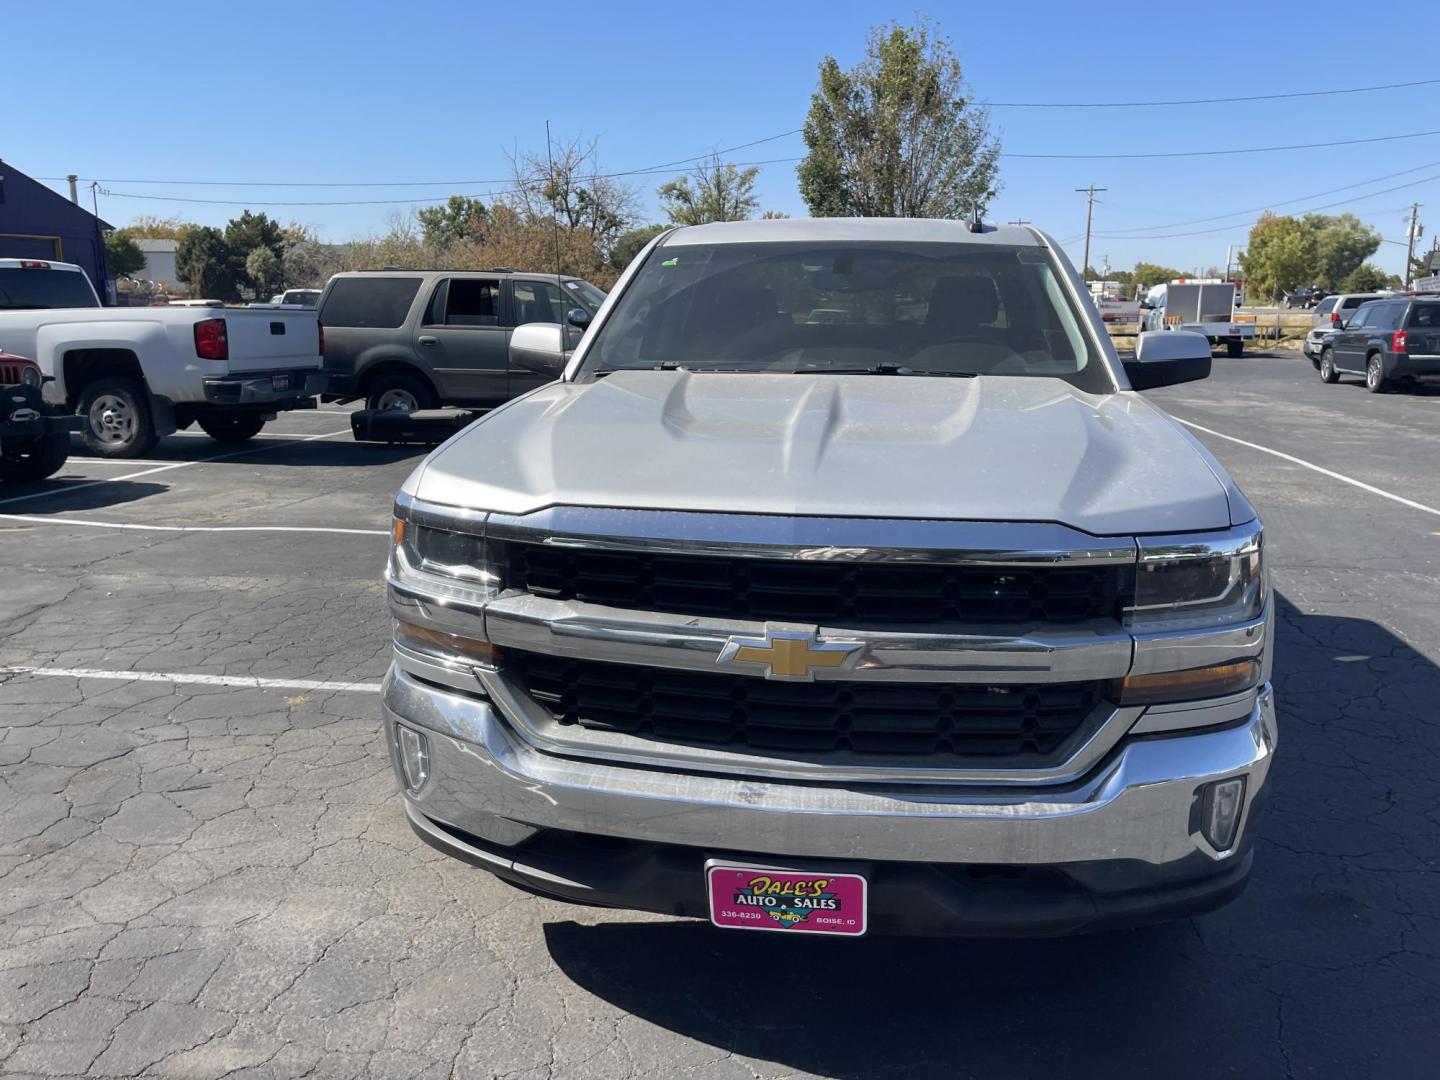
0;268;99;309
581;241;1109;392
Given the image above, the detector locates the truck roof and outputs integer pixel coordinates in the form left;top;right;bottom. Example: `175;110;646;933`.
0;257;88;273
660;217;1043;248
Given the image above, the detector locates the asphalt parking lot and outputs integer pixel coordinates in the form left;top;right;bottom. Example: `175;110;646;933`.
2;359;1438;1080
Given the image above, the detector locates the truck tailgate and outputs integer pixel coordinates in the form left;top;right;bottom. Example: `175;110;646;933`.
221;310;322;373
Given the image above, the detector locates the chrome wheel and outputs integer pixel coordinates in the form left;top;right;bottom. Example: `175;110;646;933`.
1366;356;1385;393
375;388;420;412
1319;351;1337;384
89;393;137;447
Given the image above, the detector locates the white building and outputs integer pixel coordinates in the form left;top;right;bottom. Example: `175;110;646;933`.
135;238;179;288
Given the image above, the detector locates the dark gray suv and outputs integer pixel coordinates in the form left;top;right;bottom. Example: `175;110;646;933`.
318;270;606;411
1318;294;1440;393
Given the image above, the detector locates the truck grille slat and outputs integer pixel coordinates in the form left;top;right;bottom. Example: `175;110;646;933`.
497;542;1127;625
509;652;1107;760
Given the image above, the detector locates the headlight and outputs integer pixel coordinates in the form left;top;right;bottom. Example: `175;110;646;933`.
19;365;41;389
392;515;502;591
1126;523;1264;633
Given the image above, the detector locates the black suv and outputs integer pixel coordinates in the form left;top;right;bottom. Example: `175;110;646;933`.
318;270;606;412
1318;294;1440;393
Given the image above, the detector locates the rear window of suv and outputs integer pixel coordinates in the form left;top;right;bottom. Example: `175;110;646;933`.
1407;303;1440;328
1313;297;1336;317
320;277;422;328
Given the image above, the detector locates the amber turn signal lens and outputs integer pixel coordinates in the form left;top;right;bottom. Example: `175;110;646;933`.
392;518;406;545
395;619;501;666
1117;659;1260;706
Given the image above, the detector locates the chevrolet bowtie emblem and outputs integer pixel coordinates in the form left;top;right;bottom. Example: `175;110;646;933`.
719;630;864;681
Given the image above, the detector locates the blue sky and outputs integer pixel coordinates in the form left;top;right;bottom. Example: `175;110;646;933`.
10;0;1440;277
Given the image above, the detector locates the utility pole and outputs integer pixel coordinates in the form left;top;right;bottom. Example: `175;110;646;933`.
1075;185;1106;278
90;181;100;219
1404;203;1422;289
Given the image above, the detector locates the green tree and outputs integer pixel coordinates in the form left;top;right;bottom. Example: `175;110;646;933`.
608;224;668;272
245;247;285;297
223;211;285;262
1130;263;1184;292
1340;263;1400;292
797;18;1000;218
175;227;239;301
417;196;490;250
1304;213;1380;290
658;157;759;226
1240;213;1320;301
104;231;146;278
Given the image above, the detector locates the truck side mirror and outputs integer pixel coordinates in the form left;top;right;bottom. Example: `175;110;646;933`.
509;322;567;378
566;307;591;329
1125;330;1212;390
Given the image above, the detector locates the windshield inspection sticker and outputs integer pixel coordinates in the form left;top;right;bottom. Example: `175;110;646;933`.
706;863;868;936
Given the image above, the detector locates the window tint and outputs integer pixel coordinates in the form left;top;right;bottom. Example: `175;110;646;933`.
1313;297;1336;317
0;267;99;309
1340;296;1373;311
441;279;500;326
1348;303;1375;328
512;281;568;325
563;279;607;310
1375;302;1406;331
582;241;1109;392
1407;303;1440;328
319;277;421;328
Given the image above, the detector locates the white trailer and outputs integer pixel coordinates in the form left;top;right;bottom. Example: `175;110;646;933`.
1141;282;1255;357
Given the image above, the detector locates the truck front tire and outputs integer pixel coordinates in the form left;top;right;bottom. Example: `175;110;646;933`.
198;412;267;444
0;430;70;483
78;377;159;458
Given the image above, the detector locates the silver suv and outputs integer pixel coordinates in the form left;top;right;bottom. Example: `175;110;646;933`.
382;218;1275;937
1304;292;1386;365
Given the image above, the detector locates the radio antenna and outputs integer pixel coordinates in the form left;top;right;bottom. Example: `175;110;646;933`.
544;120;564;308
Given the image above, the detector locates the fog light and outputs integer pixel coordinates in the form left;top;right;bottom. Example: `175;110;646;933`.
396;724;430;792
1201;776;1246;851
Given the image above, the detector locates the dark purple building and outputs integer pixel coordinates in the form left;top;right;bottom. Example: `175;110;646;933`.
0;159;112;303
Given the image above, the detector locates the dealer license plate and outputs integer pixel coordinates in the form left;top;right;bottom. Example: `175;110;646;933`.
706;861;867;937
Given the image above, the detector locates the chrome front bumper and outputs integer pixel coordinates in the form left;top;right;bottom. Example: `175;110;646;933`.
384;664;1277;869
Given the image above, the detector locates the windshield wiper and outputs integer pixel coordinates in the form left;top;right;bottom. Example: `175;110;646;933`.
798;363;979;378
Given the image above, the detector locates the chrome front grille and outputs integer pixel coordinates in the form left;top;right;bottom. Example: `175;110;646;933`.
493;539;1129;625
508;650;1110;760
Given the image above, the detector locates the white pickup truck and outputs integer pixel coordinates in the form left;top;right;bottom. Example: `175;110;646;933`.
0;259;325;457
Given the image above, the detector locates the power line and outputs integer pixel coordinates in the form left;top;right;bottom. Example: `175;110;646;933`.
40;129;804;189
985;76;1440;108
96;156;805;207
1096;160;1440;237
1091;172;1440;241
1004;127;1440;160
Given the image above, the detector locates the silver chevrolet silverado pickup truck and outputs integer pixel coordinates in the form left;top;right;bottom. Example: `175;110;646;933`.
382;218;1276;937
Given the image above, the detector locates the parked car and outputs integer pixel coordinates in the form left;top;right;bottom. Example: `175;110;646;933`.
0;258;325;457
1317;294;1440;393
0;352;82;482
382;218;1276;937
1303;292;1386;365
265;289;322;308
317;270;607;412
1283;287;1317;309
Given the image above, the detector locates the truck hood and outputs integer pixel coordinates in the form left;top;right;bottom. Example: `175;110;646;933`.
416;371;1235;535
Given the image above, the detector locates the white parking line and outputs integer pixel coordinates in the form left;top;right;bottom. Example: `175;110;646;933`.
0;514;388;536
0;665;382;693
0;429;352;510
1175;417;1440;519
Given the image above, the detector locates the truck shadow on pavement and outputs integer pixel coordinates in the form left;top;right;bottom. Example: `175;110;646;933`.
541;592;1438;1079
